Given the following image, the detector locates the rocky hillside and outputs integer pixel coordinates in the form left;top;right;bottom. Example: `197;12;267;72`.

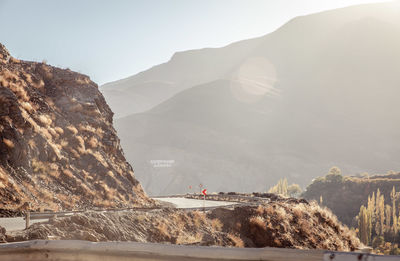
0;43;152;212
5;199;360;251
302;172;400;226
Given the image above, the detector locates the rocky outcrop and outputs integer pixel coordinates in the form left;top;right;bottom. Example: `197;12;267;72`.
0;43;153;211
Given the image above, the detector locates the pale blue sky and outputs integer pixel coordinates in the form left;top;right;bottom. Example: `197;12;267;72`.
0;0;389;85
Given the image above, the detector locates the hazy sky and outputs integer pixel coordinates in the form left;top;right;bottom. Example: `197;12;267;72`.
0;0;389;85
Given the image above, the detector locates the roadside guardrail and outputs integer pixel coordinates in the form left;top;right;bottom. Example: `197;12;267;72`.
0;240;397;261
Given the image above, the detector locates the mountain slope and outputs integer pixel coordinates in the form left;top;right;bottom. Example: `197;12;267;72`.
102;2;400;118
115;2;400;195
0;43;152;211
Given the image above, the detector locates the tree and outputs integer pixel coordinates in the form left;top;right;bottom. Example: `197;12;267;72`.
391;187;397;234
268;178;288;196
385;205;391;232
326;166;343;183
358;205;372;245
287;184;302;197
374;189;385;236
329;166;342;175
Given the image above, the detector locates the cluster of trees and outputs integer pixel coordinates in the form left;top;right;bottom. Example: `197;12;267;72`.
357;187;400;254
268;178;302;198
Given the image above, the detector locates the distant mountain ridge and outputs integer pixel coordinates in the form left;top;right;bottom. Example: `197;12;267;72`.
101;2;400;118
106;2;400;195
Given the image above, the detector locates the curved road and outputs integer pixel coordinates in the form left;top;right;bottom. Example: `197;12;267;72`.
0;198;236;231
0;217;48;232
153;197;237;209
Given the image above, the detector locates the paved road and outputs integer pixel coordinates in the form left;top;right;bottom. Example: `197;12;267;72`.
154;197;237;209
0;217;48;232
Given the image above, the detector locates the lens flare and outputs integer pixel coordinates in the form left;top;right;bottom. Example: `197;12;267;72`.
230;57;279;103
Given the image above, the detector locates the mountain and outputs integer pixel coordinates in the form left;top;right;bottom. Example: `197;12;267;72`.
113;2;400;195
101;2;400;118
0;43;152;212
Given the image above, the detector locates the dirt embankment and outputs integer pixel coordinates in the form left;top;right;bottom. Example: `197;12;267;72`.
0;43;153;213
5;200;361;251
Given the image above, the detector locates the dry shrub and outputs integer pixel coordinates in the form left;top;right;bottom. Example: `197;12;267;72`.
101;183;116;200
299;219;311;234
89;150;109;168
10;57;20;63
264;205;275;216
249;216;266;231
21;102;34;113
32;159;47;174
75;136;86;154
87;136;98;148
60;139;68;147
192;211;206;227
68;148;80;158
79;124;96;133
106;171;115;178
9;82;29;101
76;77;90;85
22;72;33;84
69;103;83;113
48;127;58;138
54;127;64;135
40;128;53;141
211;218;223;231
256;205;266;215
228;233;244;248
62;169;74;178
66;125;78;135
157;222;171;240
96;127;104;137
292;205;304;219
274;205;287;220
39;189;54;201
3;138;14;148
33;79;45;90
